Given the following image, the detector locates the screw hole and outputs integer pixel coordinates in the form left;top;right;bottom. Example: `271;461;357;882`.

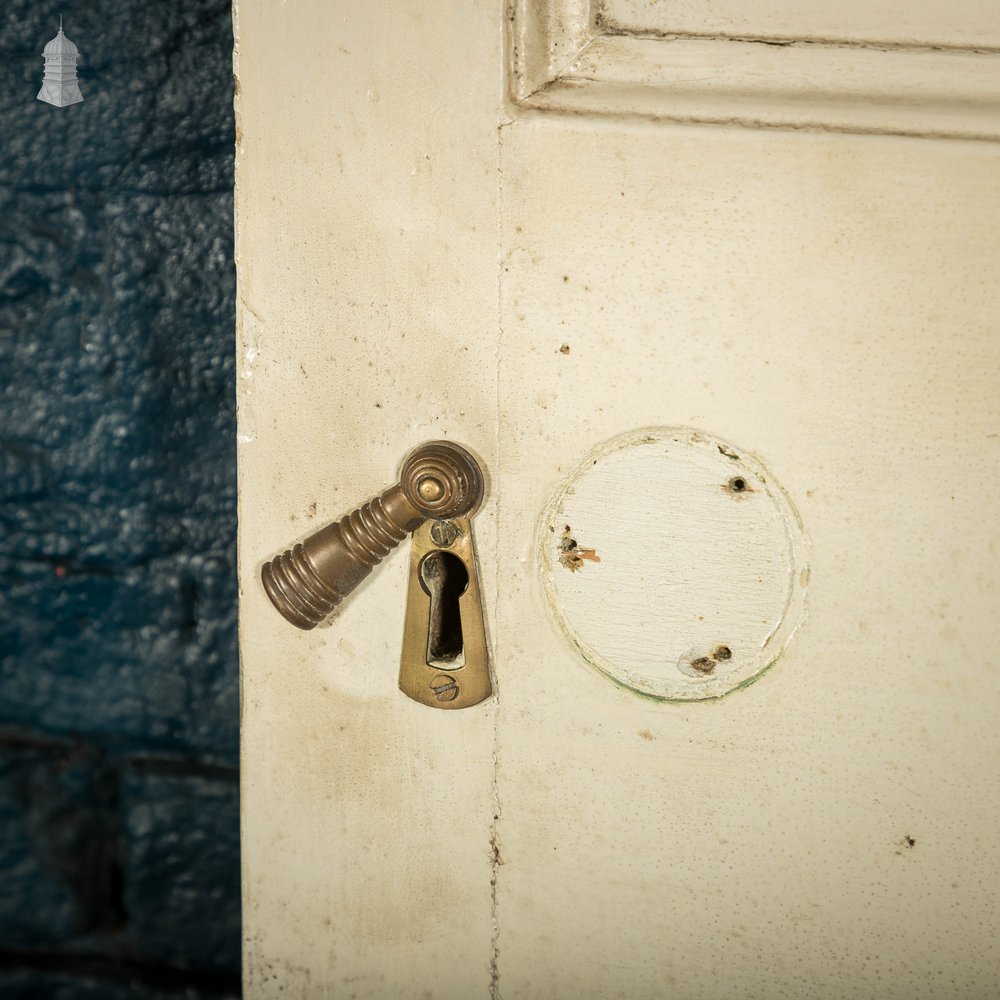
730;477;746;492
713;645;732;661
689;656;715;676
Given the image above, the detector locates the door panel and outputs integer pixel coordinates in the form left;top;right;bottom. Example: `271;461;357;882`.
237;1;1000;996
497;118;1000;999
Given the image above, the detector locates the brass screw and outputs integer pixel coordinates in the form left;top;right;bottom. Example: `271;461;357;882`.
430;519;460;548
431;673;459;702
418;476;445;502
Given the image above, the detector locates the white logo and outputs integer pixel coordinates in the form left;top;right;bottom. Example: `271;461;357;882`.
37;17;84;108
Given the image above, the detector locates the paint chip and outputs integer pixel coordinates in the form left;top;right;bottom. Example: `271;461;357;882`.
558;525;600;572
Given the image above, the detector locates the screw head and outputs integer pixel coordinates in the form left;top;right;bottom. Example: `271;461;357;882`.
430;673;459;702
430;519;460;548
418;476;445;502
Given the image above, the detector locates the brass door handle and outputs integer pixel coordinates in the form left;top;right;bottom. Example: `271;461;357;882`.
262;441;484;628
261;441;491;709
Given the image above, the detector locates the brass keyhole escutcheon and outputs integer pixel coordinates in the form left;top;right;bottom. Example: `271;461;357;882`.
400;517;491;710
260;440;491;709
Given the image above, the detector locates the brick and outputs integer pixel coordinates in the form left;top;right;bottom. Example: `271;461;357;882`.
120;766;240;972
0;553;238;763
0;742;121;947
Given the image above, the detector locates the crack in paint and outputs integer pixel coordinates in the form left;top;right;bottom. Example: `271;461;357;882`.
489;112;504;1000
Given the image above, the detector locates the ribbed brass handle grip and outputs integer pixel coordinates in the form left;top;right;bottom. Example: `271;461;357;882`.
261;441;484;630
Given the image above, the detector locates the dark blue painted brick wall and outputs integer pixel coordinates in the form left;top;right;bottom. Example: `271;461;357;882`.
0;0;239;995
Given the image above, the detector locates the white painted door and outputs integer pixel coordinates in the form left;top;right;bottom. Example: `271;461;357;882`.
235;2;1000;997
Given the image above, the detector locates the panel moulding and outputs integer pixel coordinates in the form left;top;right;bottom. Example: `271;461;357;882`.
509;0;1000;140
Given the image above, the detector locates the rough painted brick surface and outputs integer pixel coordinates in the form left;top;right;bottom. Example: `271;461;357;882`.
0;0;239;993
0;970;239;1000
0;743;121;947
122;768;241;972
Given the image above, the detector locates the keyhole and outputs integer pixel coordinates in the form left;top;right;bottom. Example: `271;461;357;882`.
419;551;469;668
